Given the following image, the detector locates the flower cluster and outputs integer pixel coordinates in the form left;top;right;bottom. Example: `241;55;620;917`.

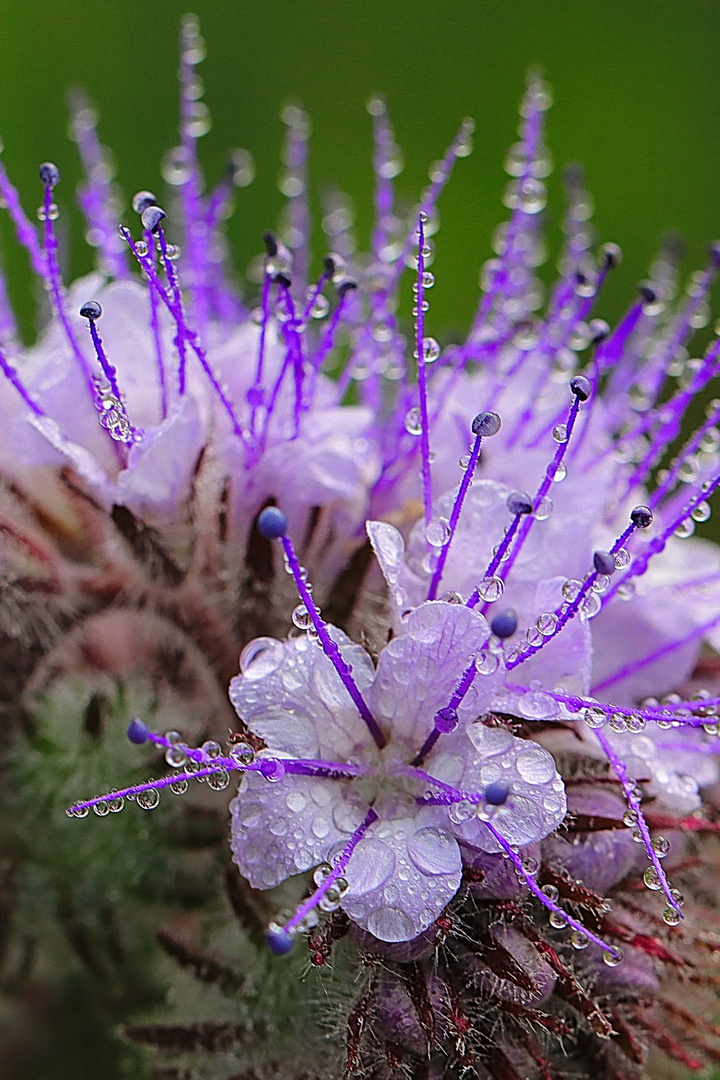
4;15;720;1079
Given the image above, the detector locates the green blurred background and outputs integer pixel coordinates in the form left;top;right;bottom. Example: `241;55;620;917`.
0;0;719;339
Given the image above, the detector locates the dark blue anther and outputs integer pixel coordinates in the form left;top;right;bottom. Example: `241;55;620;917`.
79;300;102;321
266;925;294;956
506;491;533;516
434;707;458;733
639;284;657;305
323;255;337;277
274;272;292;288
132;190;157;214
601;242;622;269
630;505;653;529
570;374;591;401
471;411;501;437
257;506;288;540
592;550;616;576
337;279;358;297
140;205;167;234
484;782;510;806
490;609;518;639
127;717;151;745
39;162;60;188
263;231;278;257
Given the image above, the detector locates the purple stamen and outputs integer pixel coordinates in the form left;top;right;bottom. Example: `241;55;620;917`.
414;213;433;529
248;268;273;442
412;658;478;766
595;728;682;916
69;93;129;280
39;171;99;415
590;610;720;696
482;819;622;959
154;222;190;397
427;411;501;601
0;160;47;279
177;14;211;337
282;807;377;936
0;341;44;417
506;520;636;672
80;302;138;445
121;226;249;446
280;531;386;750
602;470;720;610
280;105;311;294
522;686;720;729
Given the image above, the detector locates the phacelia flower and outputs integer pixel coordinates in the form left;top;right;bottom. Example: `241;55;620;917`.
6;15;720;1079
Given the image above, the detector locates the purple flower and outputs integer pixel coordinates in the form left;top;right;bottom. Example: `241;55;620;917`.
228;598;565;941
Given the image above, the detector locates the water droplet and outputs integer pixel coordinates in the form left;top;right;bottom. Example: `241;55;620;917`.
165;745;187;768
425;517;451;547
662;907;682;926
603;947;623;967
421;337;440;364
404;407;422;435
292;605;313;630
240;637;284;679
260;758;286;783
137;789;160;810
207;769;230;791
536;612;557;636
643;866;662;891
534;496;553;520
549;910;567;929
476;576;504;602
93;800;109;817
552;424;568;444
571;930;589;950
541;884;559;903
170;779;188;795
651;836;670;858
583;706;605;729
230;742;256;766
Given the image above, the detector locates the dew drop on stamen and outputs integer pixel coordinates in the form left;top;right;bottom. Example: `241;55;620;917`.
541;883;559;903
583;706;605;729
137;789;160;810
207;769;230;791
165;745;187;768
425;518;451;547
170;779;188;795
643;866;662;891
292;604;313;630
534;496;553;520
476;576;504;602
552;423;568;443
603;947;624;967
404;407;422;435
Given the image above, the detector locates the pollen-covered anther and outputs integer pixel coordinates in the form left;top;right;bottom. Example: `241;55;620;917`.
592;550;616;576
38;161;60;188
140;204;166;233
490;608;518;639
506;491;533;515
132;190;157;214
256;506;288;540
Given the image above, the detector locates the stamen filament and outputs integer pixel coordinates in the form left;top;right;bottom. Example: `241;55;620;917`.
594;728;682;915
280;533;386;749
284;808;378;935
